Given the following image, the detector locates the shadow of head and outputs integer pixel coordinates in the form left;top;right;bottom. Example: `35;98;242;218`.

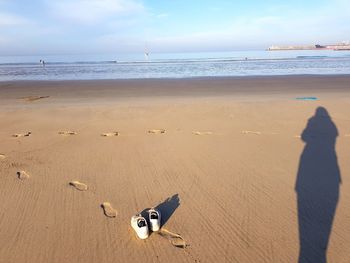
315;106;329;117
301;106;338;145
140;194;180;226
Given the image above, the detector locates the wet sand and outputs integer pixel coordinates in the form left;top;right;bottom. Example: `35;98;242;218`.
1;76;350;262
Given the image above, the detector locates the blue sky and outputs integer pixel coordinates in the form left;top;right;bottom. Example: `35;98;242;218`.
0;0;349;55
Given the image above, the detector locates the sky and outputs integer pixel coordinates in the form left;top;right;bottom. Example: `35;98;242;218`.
0;0;349;55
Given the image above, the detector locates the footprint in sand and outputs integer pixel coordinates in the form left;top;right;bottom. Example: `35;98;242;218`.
192;131;212;135
158;228;187;248
241;130;261;135
101;132;119;137
58;131;77;136
101;202;117;218
17;170;30;180
148;129;166;134
20;96;50;102
13;132;31;137
0;154;6;160
69;181;88;191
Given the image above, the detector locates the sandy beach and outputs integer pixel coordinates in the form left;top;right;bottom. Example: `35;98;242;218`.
1;75;350;262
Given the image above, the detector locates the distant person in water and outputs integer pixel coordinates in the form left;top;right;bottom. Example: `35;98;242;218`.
39;60;45;66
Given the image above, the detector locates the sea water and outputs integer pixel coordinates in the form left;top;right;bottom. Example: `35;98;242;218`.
0;50;350;81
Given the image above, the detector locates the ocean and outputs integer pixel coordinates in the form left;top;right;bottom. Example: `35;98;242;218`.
0;50;350;81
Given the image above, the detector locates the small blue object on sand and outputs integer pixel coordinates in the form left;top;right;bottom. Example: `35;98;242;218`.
295;97;318;101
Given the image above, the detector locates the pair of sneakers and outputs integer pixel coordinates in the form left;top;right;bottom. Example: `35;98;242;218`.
131;208;161;239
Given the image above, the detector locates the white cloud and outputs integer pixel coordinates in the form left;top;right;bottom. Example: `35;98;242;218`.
48;0;144;24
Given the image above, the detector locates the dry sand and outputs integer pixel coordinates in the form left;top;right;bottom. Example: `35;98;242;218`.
1;76;350;262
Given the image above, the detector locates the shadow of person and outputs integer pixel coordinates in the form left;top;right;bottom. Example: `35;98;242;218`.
295;107;341;263
140;194;180;227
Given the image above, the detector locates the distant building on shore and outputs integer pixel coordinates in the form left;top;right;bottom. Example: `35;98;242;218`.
267;41;350;51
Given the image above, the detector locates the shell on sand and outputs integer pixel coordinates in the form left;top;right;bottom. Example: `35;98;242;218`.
0;154;6;160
